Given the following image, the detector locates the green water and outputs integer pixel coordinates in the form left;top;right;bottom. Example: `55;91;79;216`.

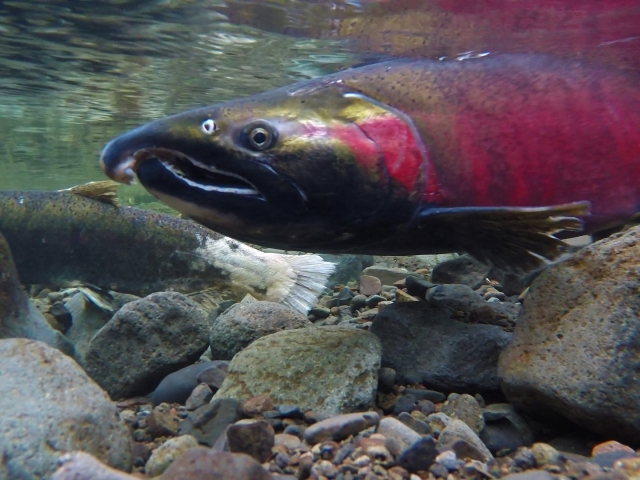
0;0;357;210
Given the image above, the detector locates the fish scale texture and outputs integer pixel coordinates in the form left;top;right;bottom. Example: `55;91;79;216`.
0;339;132;480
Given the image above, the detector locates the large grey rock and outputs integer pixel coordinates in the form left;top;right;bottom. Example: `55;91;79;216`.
209;301;311;360
84;292;209;399
0;234;75;357
371;301;512;391
499;226;640;443
213;326;381;414
0;339;132;480
430;254;492;289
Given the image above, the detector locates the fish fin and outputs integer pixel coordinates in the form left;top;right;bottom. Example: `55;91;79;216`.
60;181;120;206
417;201;591;273
278;254;335;313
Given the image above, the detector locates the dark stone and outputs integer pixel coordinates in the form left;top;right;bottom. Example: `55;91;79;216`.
336;287;355;306
394;394;417;415
430;255;491;290
275;404;304;419
147;404;179;437
377;367;396;392
398;412;431;435
397;436;438;473
365;295;386;308
150;361;228;406
417;400;436;416
196;365;228;392
498;226;640;443
158;449;271;480
48;301;72;332
283;424;305;439
309;307;330;319
84;292;209;399
178;398;240;446
480;420;527;455
405;275;436;298
350;294;367;311
371;302;512;391
429;463;450;478
500;471;554;480
513;448;537;470
226;421;275;463
404;388;446;403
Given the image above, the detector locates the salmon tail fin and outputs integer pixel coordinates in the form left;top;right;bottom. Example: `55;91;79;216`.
418;201;591;274
278;254;335;313
59;180;120;206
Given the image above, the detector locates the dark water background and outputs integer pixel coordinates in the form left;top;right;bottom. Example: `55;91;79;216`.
1;0;639;210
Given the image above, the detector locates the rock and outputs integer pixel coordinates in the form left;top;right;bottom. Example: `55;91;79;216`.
359;275;382;296
227;421;275;463
145;435;200;477
304;411;380;445
480;420;529;455
0;339;132;479
150;361;228;405
275;433;304;449
437;419;493;463
0;235;75;356
362;265;411;286
426;413;451;436
309;307;330;319
52;452;138;480
196;364;228;392
498;226;640;443
430;254;492;289
397;436;438;473
404;388;446;403
405;275;436;298
275;404;304;419
213;326;381;415
178;398;240;447
350;294;367;311
242;395;274;417
440;393;485;434
592;440;636;456
482;404;534;447
394;394;417;414
530;443;560;466
371;302;512;391
320;254;374;287
377;417;422;453
147;403;180;437
84;292;209;399
397;412;431;435
209;301;311;360
63;292;110;363
186;383;214;411
158;449;271;480
48;301;72;332
501;471;554;480
377;367;396;392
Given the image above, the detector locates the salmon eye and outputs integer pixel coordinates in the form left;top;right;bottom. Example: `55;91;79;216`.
244;121;277;151
201;119;217;134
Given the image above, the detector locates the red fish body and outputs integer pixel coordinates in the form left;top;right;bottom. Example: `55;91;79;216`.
100;54;640;271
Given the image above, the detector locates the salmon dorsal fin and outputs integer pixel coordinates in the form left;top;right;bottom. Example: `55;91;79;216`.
59;181;120;206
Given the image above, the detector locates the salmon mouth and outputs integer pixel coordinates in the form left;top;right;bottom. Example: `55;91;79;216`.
132;148;263;198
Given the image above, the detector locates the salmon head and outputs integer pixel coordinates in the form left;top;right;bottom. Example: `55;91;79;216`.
100;75;428;252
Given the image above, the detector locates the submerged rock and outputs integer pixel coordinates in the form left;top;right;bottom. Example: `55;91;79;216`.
0;339;132;479
320;254;374;287
158;449;271;480
150;361;229;406
209;301;311;360
213;326;381;414
371;302;512;392
84;292;209;399
499;226;640;443
63;292;111;364
145;435;200;477
0;234;75;357
430;254;492;290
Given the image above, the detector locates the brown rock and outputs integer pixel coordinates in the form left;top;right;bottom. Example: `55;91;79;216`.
499;226;640;443
226;420;275;463
304;411;380;445
592;440;635;456
196;365;227;392
147;404;180;437
158;448;271;480
359;275;382;296
51;452;138;480
243;394;274;417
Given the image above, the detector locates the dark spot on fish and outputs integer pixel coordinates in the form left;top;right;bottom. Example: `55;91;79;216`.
229;242;239;251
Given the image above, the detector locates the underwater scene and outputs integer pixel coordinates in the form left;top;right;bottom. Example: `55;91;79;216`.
1;0;640;478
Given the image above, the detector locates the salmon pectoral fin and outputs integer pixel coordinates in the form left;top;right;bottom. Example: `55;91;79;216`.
416;201;591;273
